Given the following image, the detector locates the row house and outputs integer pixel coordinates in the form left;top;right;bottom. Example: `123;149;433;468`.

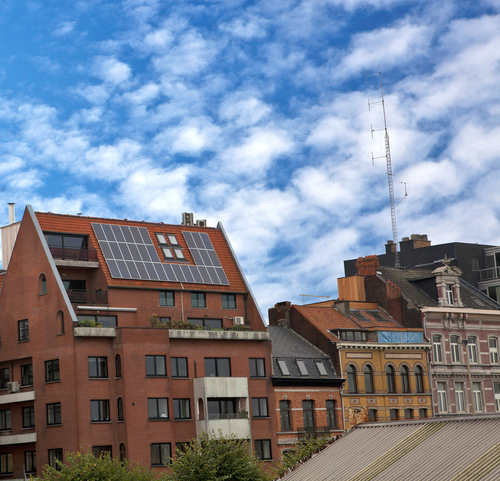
0;205;278;479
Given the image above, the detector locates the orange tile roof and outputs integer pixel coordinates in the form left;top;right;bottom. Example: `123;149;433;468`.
35;212;246;293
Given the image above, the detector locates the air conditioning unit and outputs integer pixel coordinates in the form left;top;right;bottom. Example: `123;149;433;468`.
233;317;244;326
182;212;194;226
196;219;207;227
7;382;19;394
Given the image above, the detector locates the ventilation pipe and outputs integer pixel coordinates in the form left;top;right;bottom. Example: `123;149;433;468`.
8;203;15;224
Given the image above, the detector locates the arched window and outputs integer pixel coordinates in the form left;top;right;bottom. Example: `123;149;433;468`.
347;365;357;394
415;365;424;393
115;355;122;378
57;311;65;335
120;443;126;462
38;274;47;295
386;365;396;393
364;365;374;394
400;365;410;393
117;397;124;421
198;399;204;420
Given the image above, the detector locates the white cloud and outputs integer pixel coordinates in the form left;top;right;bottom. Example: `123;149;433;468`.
93;56;132;85
219;15;269;39
53;21;76;37
219;94;271;127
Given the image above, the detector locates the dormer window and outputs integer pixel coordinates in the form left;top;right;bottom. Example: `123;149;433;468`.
446;284;454;305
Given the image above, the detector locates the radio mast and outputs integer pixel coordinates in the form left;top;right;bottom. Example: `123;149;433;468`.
367;69;401;268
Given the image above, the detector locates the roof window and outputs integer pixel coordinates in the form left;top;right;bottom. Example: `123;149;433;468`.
277;360;290;376
296;360;308;376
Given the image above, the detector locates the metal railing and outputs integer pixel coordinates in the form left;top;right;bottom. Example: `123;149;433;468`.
49;246;98;262
478;267;500;282
67;289;108;304
297;425;333;440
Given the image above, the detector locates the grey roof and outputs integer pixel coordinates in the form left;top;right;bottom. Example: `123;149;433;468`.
282;415;500;481
268;325;338;380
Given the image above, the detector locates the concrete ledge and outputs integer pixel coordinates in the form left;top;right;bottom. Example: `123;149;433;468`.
0;391;35;405
168;329;269;341
54;259;100;268
73;327;116;337
0;432;36;445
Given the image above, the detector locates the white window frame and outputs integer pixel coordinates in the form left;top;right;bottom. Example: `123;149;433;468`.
455;382;466;413
432;335;443;363
468;336;478;364
494;383;500;411
446;284;454;305
437;382;447;412
489;337;499;364
450;335;460;363
472;382;483;412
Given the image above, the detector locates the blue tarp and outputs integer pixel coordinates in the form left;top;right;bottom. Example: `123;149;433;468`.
378;331;423;343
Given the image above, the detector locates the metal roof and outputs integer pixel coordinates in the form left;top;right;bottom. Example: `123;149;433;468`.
281;416;500;481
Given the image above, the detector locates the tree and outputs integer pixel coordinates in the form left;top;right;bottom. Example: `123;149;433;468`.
34;449;156;481
164;431;272;481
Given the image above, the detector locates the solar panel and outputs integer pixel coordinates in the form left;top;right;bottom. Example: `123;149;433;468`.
92;223;230;286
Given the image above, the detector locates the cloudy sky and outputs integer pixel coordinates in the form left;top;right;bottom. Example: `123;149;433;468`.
1;0;500;318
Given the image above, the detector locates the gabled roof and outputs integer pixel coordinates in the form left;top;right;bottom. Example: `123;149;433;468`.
35;211;246;293
282;415;500;480
268;325;339;382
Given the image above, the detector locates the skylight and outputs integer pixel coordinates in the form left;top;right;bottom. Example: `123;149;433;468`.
277;360;290;376
296;360;308;376
351;310;368;320
315;360;328;376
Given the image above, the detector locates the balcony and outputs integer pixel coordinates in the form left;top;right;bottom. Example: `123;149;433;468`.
67;289;108;304
49;246;99;268
169;330;269;341
478;267;500;282
0;432;36;445
73;327;116;338
297;426;332;440
0;391;35;406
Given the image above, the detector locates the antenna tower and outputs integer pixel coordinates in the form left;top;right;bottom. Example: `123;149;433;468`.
366;69;400;268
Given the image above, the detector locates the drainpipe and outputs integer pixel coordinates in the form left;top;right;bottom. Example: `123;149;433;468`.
462;338;475;415
180;283;185;323
338;342;346;431
423;313;435;417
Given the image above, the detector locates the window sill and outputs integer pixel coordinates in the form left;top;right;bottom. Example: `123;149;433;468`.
46;424;62;428
148;418;170;421
252;417;271;420
45;380;61;384
18;339;30;344
146;376;168;378
171;377;190;379
89;377;110;380
90;421;111;424
22;427;35;431
173;418;192;421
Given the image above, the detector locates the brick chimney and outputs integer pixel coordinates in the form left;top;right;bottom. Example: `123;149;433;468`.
355;255;380;276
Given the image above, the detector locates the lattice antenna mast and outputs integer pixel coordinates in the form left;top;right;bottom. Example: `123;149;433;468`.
367;69;400;268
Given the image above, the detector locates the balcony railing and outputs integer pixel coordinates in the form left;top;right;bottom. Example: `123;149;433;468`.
297;426;333;440
208;412;248;420
67;289;108;304
49;246;98;262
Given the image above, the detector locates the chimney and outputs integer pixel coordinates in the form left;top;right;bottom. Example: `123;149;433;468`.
385;240;397;254
8;203;15;224
355;255;380;276
410;234;431;249
335;300;350;317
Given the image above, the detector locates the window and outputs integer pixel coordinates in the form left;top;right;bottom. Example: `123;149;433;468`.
401;365;410;393
255;440;272;460
368;409;377;422
432;335;443;363
315;360;328;376
175;442;191;453
296;360;309;376
45;359;60;382
340;330;367;341
47;403;62;425
279;400;291;431
326;400;337;428
472;382;483;411
277;359;290;376
450;335;460;363
57;310;65;335
48;448;63;470
207;399;236;419
76;314;117;328
18;319;29;341
171;357;188;377
117;397;124;421
302;400;315;429
0;453;13;475
89;357;108;378
437;382;447;412
92;446;112;458
415;365;424;393
489;338;499;364
39;274;47;295
146;355;166;376
495;383;500;411
90;400;110;422
364;365;374;394
173;399;190;419
446;284;454;305
120;444;126;462
419;408;428;418
148;398;169;419
23;406;35;428
249;358;265;377
159;290;175;307
191;292;206;308
252;398;268;418
115;354;122;377
471;256;480;271
221;294;236;309
390;409;399;420
25;451;36;474
204;358;230;377
0;368;8;389
468;336;478;363
0;410;11;430
386;365;396;393
156;232;184;260
21;364;33;386
404;408;413;419
188;318;222;329
347;365;357;393
151;443;171;466
455;382;466;412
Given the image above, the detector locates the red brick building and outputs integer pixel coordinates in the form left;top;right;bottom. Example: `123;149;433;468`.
0;205;277;479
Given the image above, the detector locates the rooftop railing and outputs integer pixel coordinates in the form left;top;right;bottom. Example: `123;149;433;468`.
478;267;500;282
49;246;98;262
67;289;108;304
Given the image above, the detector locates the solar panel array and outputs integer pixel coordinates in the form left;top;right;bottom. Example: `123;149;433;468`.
91;223;229;285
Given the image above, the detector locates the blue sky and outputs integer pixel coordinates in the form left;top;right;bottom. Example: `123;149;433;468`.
1;0;500;318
